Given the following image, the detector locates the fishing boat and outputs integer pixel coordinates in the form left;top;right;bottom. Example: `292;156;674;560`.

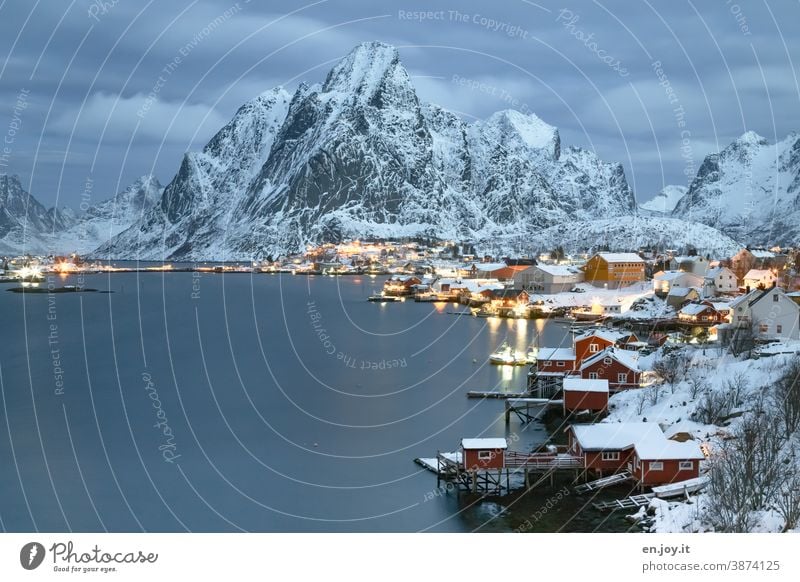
489;342;531;365
368;294;402;302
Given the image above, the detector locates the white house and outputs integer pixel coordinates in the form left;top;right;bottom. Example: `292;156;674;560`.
669;255;709;276
728;286;800;340
703;266;738;296
743;269;777;290
653;270;704;296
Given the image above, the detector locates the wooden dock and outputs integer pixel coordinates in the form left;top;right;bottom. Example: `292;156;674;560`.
504;397;563;423
466;390;531;399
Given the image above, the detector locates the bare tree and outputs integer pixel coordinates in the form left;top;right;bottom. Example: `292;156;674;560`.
772;358;800;440
774;467;800;532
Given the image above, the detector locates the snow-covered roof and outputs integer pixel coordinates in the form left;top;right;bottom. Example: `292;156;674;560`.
679;303;712;316
634;439;704;461
537;347;576;361
743;269;775;280
536;264;579;277
667;286;696;297
749;249;775;259
654;270;694;282
571;422;661;451
563;377;609;393
580;347;640;372
575;329;629;343
470;262;508;272
461;438;507;450
597;252;644;263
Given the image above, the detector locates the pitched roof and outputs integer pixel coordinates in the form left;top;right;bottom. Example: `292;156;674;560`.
563;377;609;393
570;422;661;451
538;347;576;361
461;438;507;450
580;347;640;372
634;439;704;461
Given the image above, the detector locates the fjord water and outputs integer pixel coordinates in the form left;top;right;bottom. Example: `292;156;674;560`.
0;272;575;532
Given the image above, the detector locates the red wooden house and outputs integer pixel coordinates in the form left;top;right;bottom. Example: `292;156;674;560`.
536;348;577;374
579;347;641;391
461;438;507;471
562;377;609;414
574;329;641;366
631;439;704;486
568;423;662;475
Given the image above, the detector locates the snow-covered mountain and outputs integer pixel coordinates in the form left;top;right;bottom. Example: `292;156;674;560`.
97;42;641;260
52;175;163;254
1;174;61;254
672;131;800;245
640;185;687;214
0;173;162;255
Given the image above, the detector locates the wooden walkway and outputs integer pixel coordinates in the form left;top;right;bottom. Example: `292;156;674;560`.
466;391;530;399
574;471;632;494
593;494;654;511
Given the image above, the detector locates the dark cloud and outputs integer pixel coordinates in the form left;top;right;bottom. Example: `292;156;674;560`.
1;0;798;207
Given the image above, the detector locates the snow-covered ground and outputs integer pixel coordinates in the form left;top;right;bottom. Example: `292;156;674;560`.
528;281;655;313
605;344;800;533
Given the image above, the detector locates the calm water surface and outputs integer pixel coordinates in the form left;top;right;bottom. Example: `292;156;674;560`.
0;272;593;532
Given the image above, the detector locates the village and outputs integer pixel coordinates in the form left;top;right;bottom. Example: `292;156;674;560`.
4;240;800;532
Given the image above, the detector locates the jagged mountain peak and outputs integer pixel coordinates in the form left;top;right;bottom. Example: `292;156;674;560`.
734;130;769;147
322;41;403;98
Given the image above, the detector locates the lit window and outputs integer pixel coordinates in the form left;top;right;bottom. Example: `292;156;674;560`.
759;324;769;333
601;452;620;461
679;461;694;470
649;461;664;471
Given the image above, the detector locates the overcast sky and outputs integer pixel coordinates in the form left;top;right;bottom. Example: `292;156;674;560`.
1;0;798;209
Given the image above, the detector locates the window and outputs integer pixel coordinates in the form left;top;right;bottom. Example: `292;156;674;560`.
477;451;493;461
759;324;769;333
543;361;551;367
649;461;664;471
617;373;628;383
557;361;565;367
588;372;598;380
774;294;779;302
601;452;620;461
589;343;599;353
679;461;694;471
777;325;783;334
603;357;612;365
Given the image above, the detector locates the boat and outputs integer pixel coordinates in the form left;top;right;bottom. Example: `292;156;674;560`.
368;294;402;302
489;342;532;366
651;475;710;499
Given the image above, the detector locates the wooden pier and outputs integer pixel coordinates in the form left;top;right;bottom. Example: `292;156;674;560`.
504;398;563;423
433;449;585;493
466;390;531;399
